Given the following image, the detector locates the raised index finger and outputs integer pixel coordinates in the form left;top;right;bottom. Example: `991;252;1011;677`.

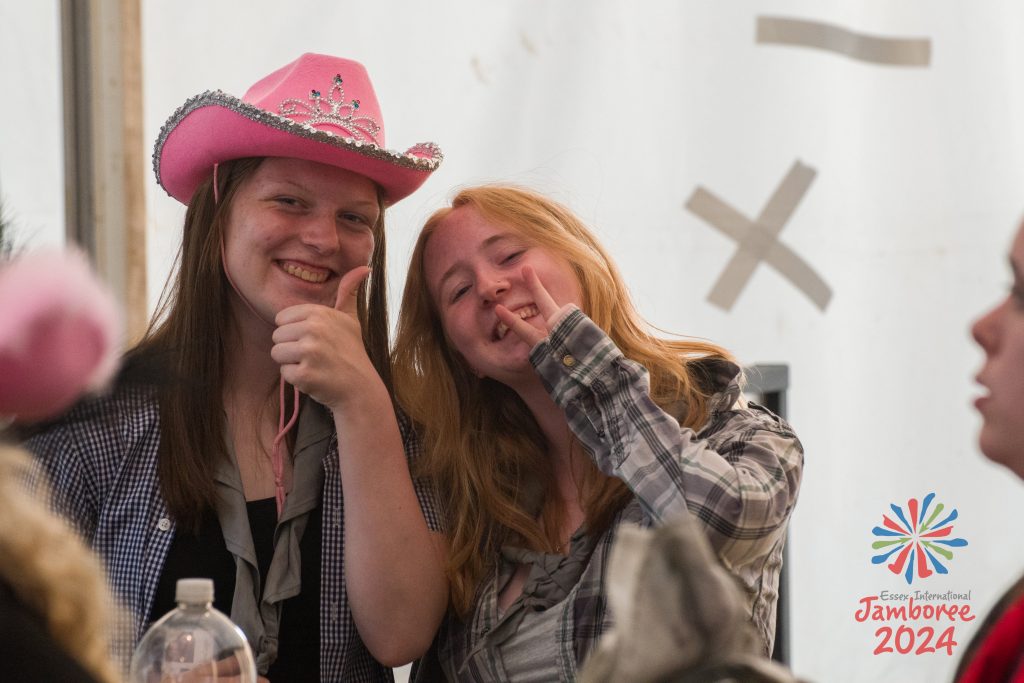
522;265;562;324
334;266;371;315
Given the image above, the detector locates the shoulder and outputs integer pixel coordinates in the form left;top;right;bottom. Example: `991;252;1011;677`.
954;573;1024;681
50;382;156;432
23;382;160;463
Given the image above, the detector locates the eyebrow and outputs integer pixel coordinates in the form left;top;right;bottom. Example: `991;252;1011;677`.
272;179;379;212
436;233;516;293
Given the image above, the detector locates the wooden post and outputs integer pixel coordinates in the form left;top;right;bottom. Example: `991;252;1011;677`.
61;0;147;342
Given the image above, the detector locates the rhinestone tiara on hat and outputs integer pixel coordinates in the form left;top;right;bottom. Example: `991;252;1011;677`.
280;73;381;144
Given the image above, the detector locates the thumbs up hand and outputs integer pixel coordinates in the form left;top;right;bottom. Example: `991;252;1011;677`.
272;266;374;410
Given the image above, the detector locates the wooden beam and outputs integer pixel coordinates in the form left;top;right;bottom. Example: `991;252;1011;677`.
61;0;147;342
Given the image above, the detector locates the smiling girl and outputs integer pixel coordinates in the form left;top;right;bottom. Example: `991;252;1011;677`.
393;185;804;680
26;54;447;682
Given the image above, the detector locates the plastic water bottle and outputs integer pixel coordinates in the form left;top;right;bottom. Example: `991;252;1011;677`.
129;578;257;682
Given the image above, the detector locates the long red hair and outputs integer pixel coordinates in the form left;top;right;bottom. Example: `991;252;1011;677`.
392;185;733;616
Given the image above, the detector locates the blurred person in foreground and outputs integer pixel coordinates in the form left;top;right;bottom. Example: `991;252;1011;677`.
956;220;1024;683
0;246;123;683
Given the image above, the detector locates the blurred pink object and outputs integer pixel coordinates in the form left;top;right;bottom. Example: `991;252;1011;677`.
0;248;122;420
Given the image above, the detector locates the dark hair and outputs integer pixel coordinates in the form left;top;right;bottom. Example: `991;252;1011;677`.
126;158;392;533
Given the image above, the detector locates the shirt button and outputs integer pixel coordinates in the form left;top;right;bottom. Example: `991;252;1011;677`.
562;354;577;367
157;517;171;532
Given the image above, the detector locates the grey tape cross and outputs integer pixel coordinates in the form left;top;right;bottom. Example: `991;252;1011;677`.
685;160;832;311
756;16;931;67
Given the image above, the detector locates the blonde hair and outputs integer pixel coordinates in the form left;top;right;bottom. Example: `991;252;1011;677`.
0;445;122;683
392;185;734;616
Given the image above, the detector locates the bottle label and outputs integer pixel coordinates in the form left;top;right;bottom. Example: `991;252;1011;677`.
162;628;218;676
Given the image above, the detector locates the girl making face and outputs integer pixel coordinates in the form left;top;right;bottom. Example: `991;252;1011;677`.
394;185;803;680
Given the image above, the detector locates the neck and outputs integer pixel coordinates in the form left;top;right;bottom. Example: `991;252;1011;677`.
513;381;584;501
223;299;280;401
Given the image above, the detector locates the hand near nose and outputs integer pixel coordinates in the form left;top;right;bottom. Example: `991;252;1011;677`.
272;266;374;410
494;266;575;347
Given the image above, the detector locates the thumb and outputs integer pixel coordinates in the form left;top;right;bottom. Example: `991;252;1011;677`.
334;266;371;314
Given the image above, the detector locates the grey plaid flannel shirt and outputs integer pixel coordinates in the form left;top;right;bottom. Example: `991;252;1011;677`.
26;384;441;682
439;307;803;680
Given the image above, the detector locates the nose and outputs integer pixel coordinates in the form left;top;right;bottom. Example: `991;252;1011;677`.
299;212;341;254
972;299;1004;354
476;271;509;305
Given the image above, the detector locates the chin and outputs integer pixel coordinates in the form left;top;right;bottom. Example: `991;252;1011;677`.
996;458;1024;483
998;456;1024;482
980;434;1024;481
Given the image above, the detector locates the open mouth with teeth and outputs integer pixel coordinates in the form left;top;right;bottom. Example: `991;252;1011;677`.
494;304;539;340
281;261;331;284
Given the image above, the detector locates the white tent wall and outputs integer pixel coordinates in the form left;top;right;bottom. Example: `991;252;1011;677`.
0;1;64;249
143;4;1024;679
2;1;1023;681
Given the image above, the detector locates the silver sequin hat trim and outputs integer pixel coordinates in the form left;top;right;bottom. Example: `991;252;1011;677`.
152;89;443;203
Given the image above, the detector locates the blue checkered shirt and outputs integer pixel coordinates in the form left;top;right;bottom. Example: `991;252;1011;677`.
25;384;441;682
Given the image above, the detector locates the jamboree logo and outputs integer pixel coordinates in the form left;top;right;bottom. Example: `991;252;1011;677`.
870;492;968;584
856;493;973;656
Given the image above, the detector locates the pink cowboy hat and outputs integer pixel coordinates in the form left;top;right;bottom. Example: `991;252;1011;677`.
153;53;443;205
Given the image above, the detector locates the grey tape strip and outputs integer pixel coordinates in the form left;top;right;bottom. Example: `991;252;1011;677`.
685;160;832;311
757;16;931;67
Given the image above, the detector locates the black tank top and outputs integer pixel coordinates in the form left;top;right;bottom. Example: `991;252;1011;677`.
148;498;322;682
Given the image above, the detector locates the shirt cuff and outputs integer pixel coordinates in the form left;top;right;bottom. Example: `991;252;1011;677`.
529;305;629;401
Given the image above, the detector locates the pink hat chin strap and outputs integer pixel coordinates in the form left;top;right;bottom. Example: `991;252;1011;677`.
215;162;299;518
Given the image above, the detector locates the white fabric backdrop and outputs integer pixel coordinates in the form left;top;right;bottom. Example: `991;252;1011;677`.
0;1;63;248
5;2;1024;681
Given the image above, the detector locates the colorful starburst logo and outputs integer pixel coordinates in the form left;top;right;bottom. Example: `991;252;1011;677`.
870;493;968;584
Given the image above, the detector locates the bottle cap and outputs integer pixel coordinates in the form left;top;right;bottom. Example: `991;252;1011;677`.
175;578;214;604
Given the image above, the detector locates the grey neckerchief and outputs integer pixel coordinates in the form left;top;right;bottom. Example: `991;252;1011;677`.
215;400;330;675
490;526;595;635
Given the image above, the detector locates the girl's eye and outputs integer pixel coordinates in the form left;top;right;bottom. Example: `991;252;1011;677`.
341;212;368;224
274;196;300;207
339;213;376;233
450;285;470;303
501;249;525;264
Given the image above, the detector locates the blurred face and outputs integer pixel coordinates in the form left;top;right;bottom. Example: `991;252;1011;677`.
423;204;582;385
222;157;379;325
972;223;1024;480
